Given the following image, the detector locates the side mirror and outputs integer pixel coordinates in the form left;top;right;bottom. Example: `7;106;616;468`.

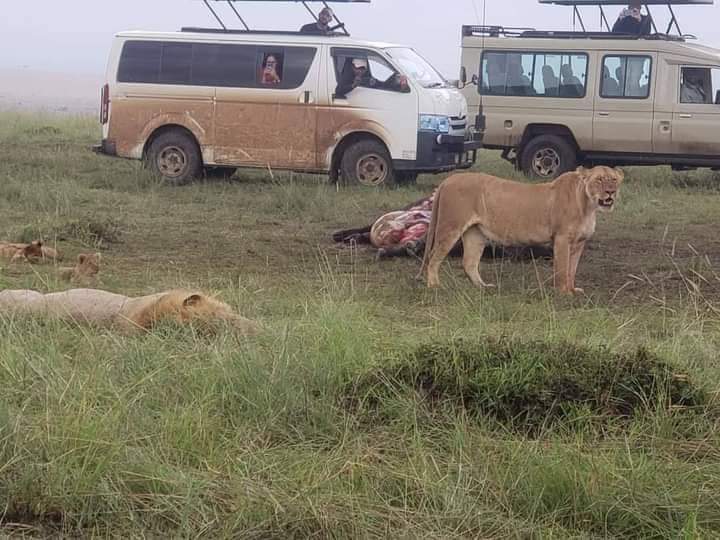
716;90;720;105
460;66;467;85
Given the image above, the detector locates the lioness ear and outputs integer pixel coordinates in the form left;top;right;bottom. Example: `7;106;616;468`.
78;254;87;264
183;294;204;307
614;167;625;183
576;166;592;183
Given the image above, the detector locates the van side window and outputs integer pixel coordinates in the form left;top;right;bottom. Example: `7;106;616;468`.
117;41;162;84
481;52;587;98
259;51;283;86
192;43;256;87
256;47;317;89
679;67;718;104
117;40;315;90
160;42;193;85
601;56;652;99
331;48;406;95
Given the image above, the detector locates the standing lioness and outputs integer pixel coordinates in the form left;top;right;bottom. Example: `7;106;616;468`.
419;166;623;294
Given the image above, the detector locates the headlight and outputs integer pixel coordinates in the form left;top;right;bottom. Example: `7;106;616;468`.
418;115;450;133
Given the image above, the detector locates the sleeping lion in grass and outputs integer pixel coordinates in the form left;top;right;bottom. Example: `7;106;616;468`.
0;288;260;335
419;166;624;294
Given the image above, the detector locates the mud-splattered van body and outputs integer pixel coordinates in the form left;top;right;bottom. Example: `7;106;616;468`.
96;30;480;186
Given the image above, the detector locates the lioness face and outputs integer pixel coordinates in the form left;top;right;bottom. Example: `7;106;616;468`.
584;166;624;212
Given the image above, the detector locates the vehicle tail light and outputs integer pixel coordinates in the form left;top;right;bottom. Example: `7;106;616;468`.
100;84;109;125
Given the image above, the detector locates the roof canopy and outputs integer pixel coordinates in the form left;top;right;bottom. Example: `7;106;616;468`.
539;0;712;5
205;0;370;2
198;0;369;35
539;0;713;35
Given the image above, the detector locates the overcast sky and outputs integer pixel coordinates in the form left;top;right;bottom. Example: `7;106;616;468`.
1;0;718;77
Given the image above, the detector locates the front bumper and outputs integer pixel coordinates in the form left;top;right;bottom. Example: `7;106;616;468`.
393;132;482;173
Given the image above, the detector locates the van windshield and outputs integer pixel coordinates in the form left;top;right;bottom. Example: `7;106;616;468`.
385;47;447;89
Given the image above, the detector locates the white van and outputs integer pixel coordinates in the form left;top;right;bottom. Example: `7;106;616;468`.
95;29;480;186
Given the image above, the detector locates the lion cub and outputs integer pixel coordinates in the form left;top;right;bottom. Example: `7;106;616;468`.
419;166;624;294
59;253;101;284
0;288;260;335
0;240;44;263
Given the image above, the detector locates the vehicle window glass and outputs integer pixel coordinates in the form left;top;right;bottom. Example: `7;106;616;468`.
280;47;316;88
368;56;397;83
601;56;651;99
118;41;317;89
385;47;446;88
258;51;284;86
192;43;256;87
117;41;161;83
159;42;192;85
680;66;716;104
331;49;405;94
481;51;587;98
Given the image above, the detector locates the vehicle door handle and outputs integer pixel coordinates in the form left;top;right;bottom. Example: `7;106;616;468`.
678;113;692;119
597;111;610;117
300;91;314;104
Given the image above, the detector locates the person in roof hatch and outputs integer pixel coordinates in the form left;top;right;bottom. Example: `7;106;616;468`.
300;7;334;35
612;1;652;35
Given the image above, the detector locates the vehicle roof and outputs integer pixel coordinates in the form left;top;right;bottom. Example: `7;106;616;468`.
115;30;401;49
462;35;720;62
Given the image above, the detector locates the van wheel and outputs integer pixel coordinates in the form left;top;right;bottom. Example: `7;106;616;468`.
340;140;394;187
146;131;202;185
520;135;577;180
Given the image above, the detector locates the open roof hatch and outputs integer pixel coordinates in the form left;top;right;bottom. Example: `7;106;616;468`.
187;0;370;36
538;0;714;37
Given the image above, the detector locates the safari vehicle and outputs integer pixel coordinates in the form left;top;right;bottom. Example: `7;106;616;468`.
94;0;479;186
459;0;720;179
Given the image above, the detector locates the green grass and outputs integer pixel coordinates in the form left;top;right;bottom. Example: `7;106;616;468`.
1;110;720;537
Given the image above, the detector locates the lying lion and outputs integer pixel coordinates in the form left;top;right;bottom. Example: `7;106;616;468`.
0;240;62;263
419;166;624;294
0;288;260;335
0;240;44;263
59;253;100;283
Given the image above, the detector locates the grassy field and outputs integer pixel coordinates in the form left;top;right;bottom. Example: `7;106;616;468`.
1;110;720;538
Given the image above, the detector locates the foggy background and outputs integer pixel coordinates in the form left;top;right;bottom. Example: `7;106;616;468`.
0;0;718;111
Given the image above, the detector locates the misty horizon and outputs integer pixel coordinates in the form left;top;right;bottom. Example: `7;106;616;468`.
1;0;719;79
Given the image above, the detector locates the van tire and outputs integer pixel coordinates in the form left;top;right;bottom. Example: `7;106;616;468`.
520;135;577;180
340;140;395;187
146;131;202;185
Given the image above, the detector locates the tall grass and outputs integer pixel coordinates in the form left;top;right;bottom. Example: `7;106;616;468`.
1;111;720;537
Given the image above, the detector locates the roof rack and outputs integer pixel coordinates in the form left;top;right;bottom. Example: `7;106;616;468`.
462;25;687;41
198;0;370;36
538;0;713;36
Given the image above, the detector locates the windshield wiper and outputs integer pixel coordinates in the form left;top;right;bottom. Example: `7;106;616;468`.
426;82;446;89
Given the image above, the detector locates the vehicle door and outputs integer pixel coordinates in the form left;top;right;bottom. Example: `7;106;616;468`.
669;65;720;156
317;47;418;168
593;53;657;153
214;43;319;170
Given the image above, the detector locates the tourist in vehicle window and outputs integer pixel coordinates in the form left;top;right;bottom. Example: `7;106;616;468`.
260;52;283;86
335;56;408;98
680;67;711;104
